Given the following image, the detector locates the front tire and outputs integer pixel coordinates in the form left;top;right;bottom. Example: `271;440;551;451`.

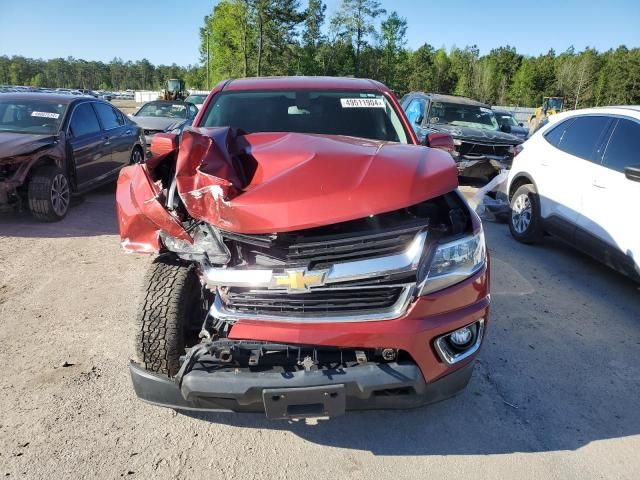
135;256;203;376
509;184;544;244
130;146;144;164
27;165;71;221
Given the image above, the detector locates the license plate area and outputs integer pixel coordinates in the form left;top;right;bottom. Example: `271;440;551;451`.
262;384;346;419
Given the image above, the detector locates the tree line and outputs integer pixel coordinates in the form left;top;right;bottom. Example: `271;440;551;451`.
2;0;639;108
0;56;202;92
201;0;640;108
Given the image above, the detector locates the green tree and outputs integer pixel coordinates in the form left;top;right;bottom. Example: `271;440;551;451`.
300;0;326;75
379;11;407;89
331;0;386;76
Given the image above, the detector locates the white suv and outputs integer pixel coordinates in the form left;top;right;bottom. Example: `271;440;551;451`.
507;107;640;281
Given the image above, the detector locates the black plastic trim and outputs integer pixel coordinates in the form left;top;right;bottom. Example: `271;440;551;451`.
129;360;475;416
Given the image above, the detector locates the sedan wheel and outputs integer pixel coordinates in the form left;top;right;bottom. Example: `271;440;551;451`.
28;165;72;221
130;147;143;164
51;173;70;217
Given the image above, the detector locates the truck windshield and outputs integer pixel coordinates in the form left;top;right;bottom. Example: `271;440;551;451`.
428;102;499;131
0;99;67;135
201;90;409;144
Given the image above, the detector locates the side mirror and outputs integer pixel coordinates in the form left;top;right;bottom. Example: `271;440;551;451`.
415;114;424;125
150;132;178;156
518;122;524;127
500;124;512;133
423;131;454;153
625;164;640;183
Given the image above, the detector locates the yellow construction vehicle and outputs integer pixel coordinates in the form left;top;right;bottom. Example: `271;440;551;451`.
160;79;186;101
529;96;564;133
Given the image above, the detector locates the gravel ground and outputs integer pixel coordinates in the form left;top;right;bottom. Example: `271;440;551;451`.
1;184;639;479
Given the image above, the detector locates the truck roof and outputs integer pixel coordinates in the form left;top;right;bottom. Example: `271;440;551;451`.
222;76;391;93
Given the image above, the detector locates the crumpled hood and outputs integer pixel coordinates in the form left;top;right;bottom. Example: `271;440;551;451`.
174;129;458;234
0;132;58;161
431;124;523;145
130;115;185;132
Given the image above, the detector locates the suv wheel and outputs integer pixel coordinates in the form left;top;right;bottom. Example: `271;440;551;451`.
135;256;203;376
27;165;71;221
509;184;544;244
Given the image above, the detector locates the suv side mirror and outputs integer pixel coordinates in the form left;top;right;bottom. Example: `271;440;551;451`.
415;114;424;125
625;164;640;183
500;124;512;133
423;131;454;153
518;122;524;127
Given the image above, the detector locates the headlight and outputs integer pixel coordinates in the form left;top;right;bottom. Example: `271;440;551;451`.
418;230;486;295
159;225;230;263
453;138;462;146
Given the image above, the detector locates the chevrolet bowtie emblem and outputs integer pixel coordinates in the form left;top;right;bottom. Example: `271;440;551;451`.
272;269;327;292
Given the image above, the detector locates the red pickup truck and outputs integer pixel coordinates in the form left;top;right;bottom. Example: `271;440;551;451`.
117;77;489;419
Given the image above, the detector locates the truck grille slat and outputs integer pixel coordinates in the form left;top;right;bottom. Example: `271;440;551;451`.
224;287;404;316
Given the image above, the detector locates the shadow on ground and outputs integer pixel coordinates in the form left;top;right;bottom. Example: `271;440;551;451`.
0;183;118;238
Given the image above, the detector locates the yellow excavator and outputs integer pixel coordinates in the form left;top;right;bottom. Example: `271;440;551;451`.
529;96;564;133
161;79;186;101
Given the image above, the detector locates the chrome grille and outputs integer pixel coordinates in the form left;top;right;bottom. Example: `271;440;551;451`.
223;286;404;317
285;225;424;267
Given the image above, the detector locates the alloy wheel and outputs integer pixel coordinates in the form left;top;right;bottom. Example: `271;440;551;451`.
511;193;532;234
131;148;143;164
51;174;70;217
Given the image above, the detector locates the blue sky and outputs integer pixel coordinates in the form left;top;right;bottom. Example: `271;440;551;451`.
0;0;638;66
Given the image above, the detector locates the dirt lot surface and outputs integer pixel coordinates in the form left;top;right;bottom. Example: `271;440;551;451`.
1;185;639;479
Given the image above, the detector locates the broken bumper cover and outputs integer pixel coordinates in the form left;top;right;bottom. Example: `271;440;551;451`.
454;156;512;177
129;360;475;416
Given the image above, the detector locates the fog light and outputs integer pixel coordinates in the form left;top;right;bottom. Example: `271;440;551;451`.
449;327;473;347
381;349;397;361
434;319;485;365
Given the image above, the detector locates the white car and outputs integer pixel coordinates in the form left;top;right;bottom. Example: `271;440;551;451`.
507;107;640;281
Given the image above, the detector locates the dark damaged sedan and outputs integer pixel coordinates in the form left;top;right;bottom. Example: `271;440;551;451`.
402;93;523;179
0;93;144;220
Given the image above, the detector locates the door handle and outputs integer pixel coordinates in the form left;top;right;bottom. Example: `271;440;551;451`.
592;181;606;189
125;129;132;135
103;136;111;146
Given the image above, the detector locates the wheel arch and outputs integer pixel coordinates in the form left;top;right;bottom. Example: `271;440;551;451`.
20;155;66;190
509;171;538;200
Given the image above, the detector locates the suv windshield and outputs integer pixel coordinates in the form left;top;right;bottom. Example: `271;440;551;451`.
136;102;187;118
0;99;67;134
201;90;409;144
428;102;499;131
495;112;518;127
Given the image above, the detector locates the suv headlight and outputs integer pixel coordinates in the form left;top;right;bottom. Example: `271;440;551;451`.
418;230;486;295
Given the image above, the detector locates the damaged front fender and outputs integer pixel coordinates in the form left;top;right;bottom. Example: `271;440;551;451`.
116;160;192;253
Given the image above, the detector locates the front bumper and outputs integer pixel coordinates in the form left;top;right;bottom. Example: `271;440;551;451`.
130;359;475;417
454;156;512;178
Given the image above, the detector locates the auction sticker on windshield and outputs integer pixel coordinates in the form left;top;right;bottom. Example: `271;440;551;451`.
31;111;60;119
340;98;385;108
